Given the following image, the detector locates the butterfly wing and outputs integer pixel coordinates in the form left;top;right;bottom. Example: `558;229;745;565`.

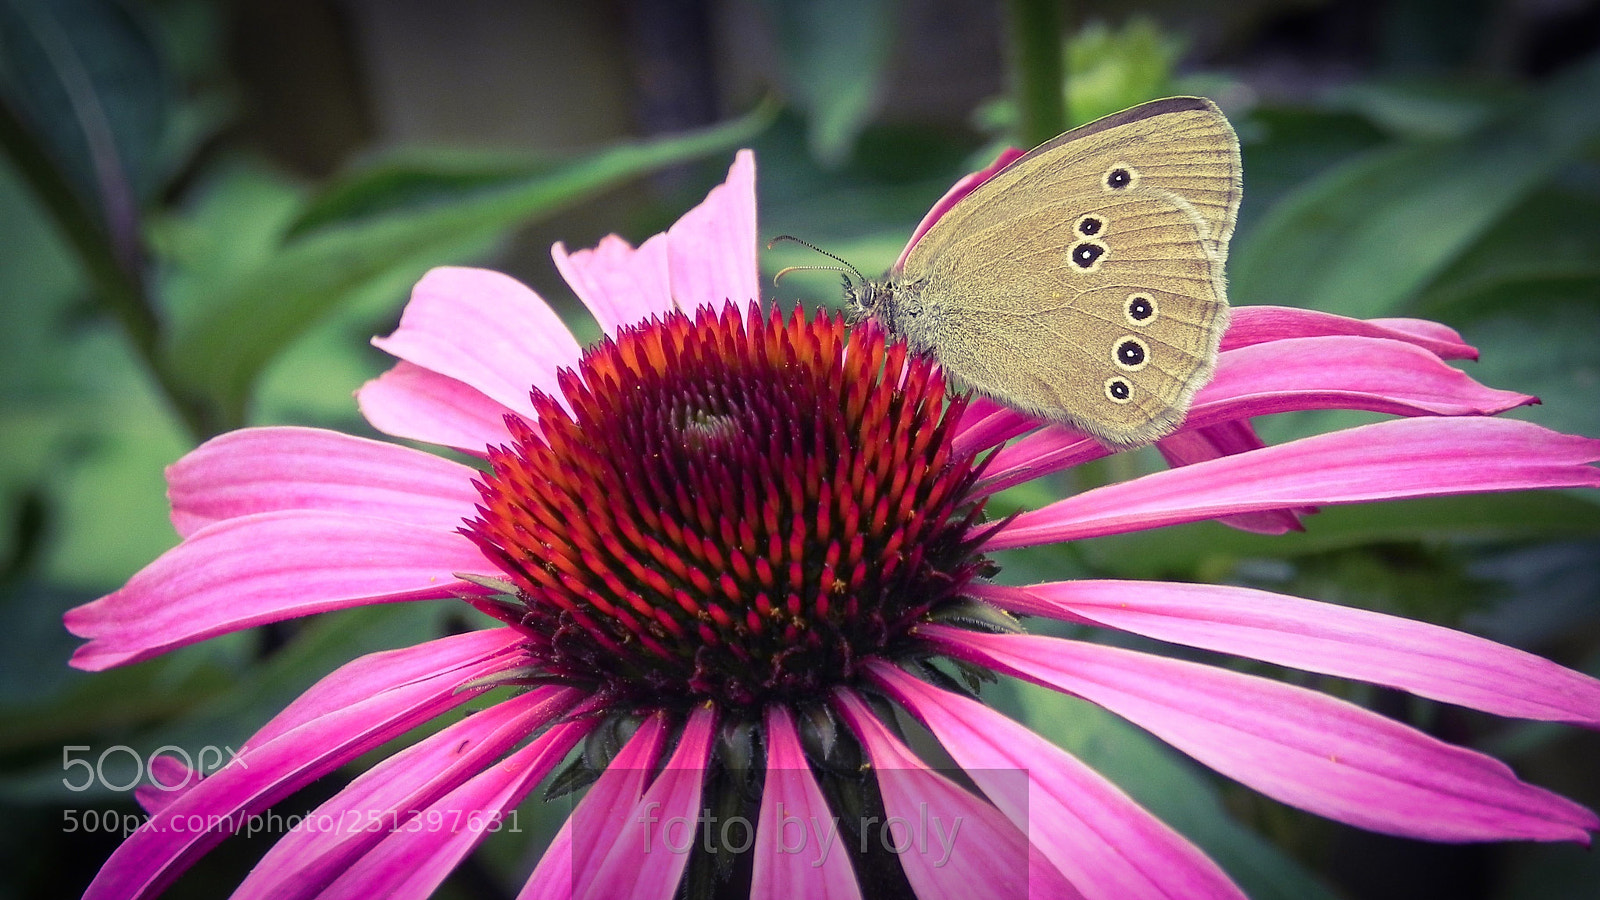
898;101;1236;446
909;97;1241;263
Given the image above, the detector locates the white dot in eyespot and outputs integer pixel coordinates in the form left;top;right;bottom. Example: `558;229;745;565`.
1125;293;1157;326
1103;163;1139;191
1068;239;1108;273
1104;377;1132;403
1113;336;1149;371
1075;214;1108;237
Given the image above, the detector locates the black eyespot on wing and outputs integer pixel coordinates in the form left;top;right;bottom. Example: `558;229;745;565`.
1077;216;1103;236
1105;167;1133;190
1127;293;1155;323
1105;377;1132;403
1070;241;1106;269
1114;337;1149;370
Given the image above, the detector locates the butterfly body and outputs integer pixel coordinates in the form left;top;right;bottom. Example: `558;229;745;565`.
848;97;1241;447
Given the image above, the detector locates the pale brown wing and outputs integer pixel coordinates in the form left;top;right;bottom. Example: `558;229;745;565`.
902;186;1227;446
909;97;1242;265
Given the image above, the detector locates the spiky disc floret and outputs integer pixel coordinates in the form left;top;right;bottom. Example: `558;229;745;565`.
464;303;990;710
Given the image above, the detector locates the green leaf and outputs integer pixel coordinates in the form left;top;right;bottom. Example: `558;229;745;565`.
1230;55;1600;318
1456;305;1600;438
1330;76;1508;140
166;105;775;423
121;602;466;766
1492;839;1600;900
149;160;308;325
762;0;895;166
0;0;173;212
285;149;570;240
0;578;245;764
1063;493;1600;581
1002;680;1341;900
1063;16;1187;126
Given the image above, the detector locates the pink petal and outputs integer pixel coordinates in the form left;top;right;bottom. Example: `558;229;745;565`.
897;147;1026;271
977;580;1600;729
77;634;525;900
357;360;526;455
834;689;1082;900
518;819;575;900
320;720;590;900
135;756;194;815
553;233;675;334
553;151;758;334
371;266;581;416
1222;307;1476;360
952;396;1040;457
925;626;1600;843
65;511;493;670
872;662;1245;900
752;705;863;900
978;335;1532;502
1156;425;1305;534
988;418;1600;549
665;149;760;312
976;424;1297;531
584;706;717;900
1188;336;1533;424
166;426;481;538
233;686;583;900
248;629;527;751
524;711;672;900
1370;317;1478;357
977;427;1108;496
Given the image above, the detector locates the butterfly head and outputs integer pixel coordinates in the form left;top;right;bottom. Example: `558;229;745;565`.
768;234;890;324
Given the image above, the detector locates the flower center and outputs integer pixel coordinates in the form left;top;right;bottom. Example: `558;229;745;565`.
464;304;989;711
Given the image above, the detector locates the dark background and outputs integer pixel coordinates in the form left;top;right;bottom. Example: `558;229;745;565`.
3;1;1599;898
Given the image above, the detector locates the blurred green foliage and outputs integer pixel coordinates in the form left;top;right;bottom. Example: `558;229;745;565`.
2;1;1598;899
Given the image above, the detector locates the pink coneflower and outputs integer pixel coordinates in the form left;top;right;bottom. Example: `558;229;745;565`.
68;150;1600;899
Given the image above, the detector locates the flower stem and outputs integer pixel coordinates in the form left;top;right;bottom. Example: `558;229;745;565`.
1005;0;1067;147
0;94;217;440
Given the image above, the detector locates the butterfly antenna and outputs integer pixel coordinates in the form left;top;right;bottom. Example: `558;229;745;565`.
767;235;867;288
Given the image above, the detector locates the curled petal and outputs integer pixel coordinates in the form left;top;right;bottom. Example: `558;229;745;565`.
371;267;581;417
358;360;526;455
979;336;1531;501
65;511;493;670
135;756;192;815
926;627;1600;844
1222;307;1477;360
1190;336;1533;424
988;418;1600;549
167;426;481;537
977;580;1600;729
